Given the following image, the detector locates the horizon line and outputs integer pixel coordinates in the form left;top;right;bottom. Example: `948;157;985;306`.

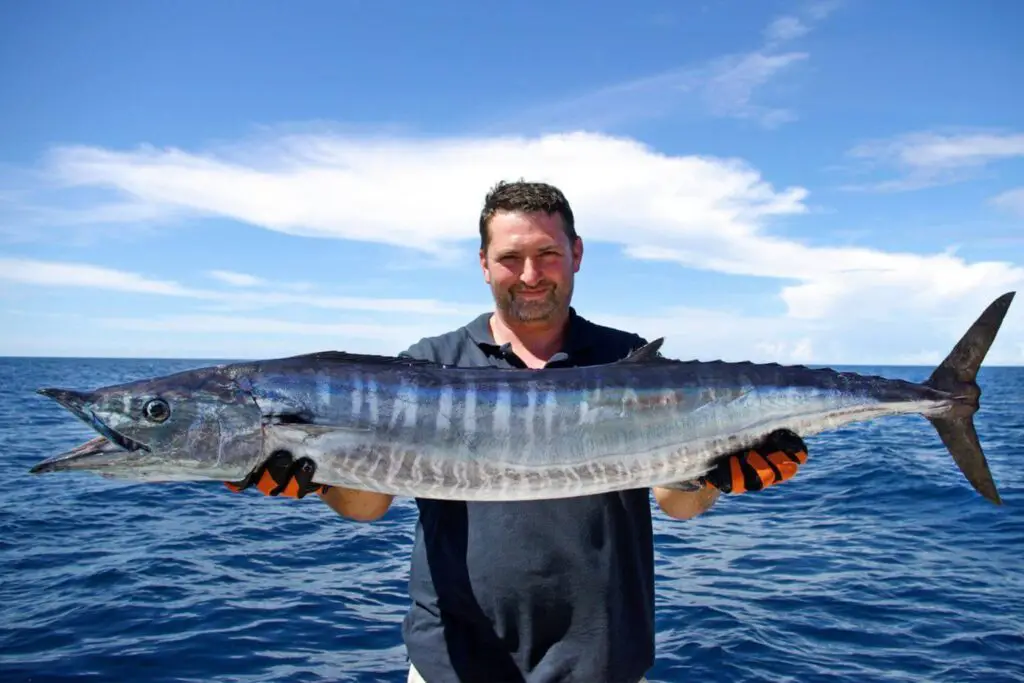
2;354;1021;369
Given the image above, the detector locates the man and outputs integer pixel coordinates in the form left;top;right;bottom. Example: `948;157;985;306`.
230;181;809;682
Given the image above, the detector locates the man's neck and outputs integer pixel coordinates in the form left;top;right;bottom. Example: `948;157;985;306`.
489;309;570;367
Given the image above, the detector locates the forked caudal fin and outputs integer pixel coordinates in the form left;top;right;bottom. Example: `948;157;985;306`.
923;291;1015;505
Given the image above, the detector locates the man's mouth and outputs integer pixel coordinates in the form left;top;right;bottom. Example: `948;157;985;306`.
514;286;553;299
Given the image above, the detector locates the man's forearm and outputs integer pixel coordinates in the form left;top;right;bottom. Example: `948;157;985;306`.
652;485;720;520
319;487;394;522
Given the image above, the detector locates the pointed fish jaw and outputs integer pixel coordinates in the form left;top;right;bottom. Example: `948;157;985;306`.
36;386;148;454
29;435;131;474
37;388;92;421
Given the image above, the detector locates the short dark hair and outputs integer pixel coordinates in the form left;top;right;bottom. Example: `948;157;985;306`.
478;179;577;251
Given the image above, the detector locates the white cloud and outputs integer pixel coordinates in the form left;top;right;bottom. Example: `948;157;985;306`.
598;305;826;364
37;133;812;253
6;114;1023;365
19;129;1024;325
695;0;839;125
699;51;808;127
207;270;266;287
625;231;1021;323
764;16;810;45
97;314;451;354
4;255;1021;366
8;293;1020;364
485;4;831;133
845;130;1024;191
0;317;445;360
990;187;1024;216
857;131;1024;172
806;0;844;21
206;269;314;292
0;256;482;316
0;257;192;297
591;295;1022;367
489;52;806;133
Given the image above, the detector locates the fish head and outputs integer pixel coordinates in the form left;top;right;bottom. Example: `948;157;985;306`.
31;365;265;482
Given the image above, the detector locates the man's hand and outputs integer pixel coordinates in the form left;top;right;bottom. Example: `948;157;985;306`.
224;450;330;499
701;429;808;494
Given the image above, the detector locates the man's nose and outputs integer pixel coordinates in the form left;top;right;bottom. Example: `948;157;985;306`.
520;258;542;285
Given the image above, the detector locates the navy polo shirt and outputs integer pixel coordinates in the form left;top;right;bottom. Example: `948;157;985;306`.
398;308;656;683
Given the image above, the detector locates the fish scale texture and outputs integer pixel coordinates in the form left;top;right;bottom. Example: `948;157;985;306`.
1;357;1023;683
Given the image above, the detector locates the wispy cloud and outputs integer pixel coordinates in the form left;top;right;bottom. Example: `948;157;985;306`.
207;270;266;287
206;269;313;292
500;49;808;132
590;291;1022;367
8;293;1021;365
990;187;1024;217
0;163;184;245
699;51;808;127
764;16;810;45
760;0;842;46
0;257;483;316
1;257;193;296
2;308;458;359
96;314;445;349
491;2;837;132
843;130;1024;192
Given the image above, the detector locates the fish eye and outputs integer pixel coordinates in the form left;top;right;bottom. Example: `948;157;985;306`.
142;398;171;423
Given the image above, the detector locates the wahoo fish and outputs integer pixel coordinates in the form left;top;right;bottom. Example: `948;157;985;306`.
30;293;1014;505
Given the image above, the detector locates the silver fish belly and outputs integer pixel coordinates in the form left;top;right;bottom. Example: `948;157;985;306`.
249;356;951;501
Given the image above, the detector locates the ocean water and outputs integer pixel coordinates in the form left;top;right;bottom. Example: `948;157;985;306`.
1;357;1022;683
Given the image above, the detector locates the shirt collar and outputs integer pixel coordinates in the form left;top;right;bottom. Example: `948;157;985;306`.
466;307;593;361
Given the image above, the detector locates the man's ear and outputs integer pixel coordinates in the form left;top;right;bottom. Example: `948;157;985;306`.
572;237;584;272
480;248;491;284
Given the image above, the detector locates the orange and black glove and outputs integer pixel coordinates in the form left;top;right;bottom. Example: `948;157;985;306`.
700;428;808;494
224;450;330;499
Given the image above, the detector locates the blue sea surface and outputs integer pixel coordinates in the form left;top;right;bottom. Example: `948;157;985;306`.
1;357;1022;682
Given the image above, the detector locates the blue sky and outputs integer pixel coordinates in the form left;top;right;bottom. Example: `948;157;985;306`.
1;0;1023;364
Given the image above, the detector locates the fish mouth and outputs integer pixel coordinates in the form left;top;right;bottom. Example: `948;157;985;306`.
29;435;130;474
32;388;149;473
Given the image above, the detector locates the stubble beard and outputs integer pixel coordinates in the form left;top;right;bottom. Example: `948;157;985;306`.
494;281;573;324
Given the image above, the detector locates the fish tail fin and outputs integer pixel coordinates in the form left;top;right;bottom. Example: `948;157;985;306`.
923;291;1015;505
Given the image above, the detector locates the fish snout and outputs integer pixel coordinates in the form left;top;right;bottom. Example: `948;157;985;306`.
37;388;92;417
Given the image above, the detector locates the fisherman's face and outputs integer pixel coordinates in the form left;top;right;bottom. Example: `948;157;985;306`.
480;210;582;324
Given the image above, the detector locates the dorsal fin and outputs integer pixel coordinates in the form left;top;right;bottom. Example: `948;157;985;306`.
268;350;445;368
618;338;665;363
